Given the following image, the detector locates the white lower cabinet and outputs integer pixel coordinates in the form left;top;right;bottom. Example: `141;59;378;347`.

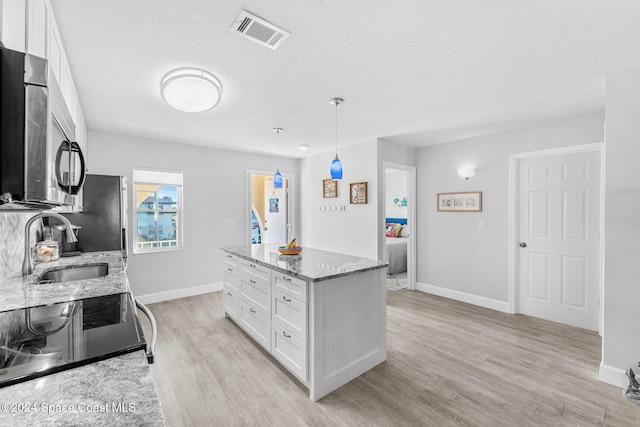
223;255;308;382
272;288;307;342
239;276;270;317
223;284;239;321
271;322;307;381
222;248;387;402
238;299;271;351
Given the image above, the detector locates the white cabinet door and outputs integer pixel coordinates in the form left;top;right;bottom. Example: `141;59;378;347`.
1;0;26;52
26;0;47;58
224;266;241;292
238;299;270;351
272;272;307;303
240;260;271;284
271;322;307;381
47;13;61;85
272;288;307;341
223;284;239;321
239;276;270;317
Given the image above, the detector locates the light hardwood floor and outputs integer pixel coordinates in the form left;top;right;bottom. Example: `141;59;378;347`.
140;290;640;426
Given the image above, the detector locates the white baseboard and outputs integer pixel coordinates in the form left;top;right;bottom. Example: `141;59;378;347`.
416;282;510;313
599;362;628;388
136;282;223;305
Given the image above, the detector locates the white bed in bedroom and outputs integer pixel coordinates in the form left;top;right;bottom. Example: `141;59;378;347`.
385;219;408;275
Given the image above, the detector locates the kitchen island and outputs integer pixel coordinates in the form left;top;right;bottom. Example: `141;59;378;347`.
0;251;164;426
221;244;389;401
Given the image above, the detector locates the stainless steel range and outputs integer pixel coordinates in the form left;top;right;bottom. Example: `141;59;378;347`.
0;293;145;388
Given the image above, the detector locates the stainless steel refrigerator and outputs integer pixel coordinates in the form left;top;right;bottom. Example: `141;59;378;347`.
64;174;156;363
65;174;128;261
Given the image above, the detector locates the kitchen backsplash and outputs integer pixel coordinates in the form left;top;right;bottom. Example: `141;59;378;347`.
0;211;39;282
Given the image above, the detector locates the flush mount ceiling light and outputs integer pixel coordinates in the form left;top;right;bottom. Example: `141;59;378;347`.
160;68;222;113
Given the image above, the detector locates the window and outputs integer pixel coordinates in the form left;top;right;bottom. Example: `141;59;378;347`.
133;168;183;254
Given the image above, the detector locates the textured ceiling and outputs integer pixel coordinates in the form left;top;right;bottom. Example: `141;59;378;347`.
51;0;640;158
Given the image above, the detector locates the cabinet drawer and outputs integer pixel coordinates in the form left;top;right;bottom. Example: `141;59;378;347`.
240;276;271;317
271;322;307;382
272;272;307;303
239;299;271;352
240;260;271;285
224;266;241;292
224;253;240;269
272;289;307;342
223;284;239;320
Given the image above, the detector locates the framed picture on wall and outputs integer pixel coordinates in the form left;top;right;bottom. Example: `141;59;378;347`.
350;182;368;204
323;179;338;198
437;191;482;212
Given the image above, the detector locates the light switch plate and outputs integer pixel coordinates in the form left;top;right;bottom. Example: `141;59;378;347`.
479;220;486;230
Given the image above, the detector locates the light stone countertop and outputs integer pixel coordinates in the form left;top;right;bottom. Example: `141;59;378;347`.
221;243;389;282
0;350;164;426
0;251;128;312
0;251;165;426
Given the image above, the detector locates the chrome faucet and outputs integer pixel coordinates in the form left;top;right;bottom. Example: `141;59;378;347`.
22;212;78;276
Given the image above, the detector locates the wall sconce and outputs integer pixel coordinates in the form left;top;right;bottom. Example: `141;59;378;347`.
457;167;477;180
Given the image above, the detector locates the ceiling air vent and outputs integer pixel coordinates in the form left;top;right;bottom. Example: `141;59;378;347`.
232;10;290;50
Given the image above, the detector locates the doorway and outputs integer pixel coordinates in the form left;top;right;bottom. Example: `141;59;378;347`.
383;163;416;291
509;143;604;331
247;171;292;246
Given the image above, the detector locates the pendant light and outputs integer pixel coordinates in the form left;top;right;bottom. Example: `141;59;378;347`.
273;127;283;189
329;97;344;180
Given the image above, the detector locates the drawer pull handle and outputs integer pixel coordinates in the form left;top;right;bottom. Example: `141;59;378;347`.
282;296;291;302
282;331;291;338
227;255;233;258
250;279;256;284
227;292;232;296
282;276;292;282
249;308;256;314
250;263;256;268
227;268;233;272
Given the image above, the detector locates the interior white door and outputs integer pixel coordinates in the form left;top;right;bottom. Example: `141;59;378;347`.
263;180;287;244
518;151;600;330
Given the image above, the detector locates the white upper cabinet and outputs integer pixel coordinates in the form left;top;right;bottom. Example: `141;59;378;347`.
0;0;27;52
2;0;87;154
26;0;47;58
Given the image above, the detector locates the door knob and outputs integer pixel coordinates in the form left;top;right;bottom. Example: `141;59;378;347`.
519;242;527;248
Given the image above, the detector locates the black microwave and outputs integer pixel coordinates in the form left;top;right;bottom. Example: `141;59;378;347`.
0;46;85;207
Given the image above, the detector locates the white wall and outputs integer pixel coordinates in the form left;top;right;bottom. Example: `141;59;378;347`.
601;66;640;387
414;111;605;303
87;130;299;300
385;170;408;220
299;140;378;259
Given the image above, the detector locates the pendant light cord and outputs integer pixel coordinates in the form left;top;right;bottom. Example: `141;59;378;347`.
335;102;338;156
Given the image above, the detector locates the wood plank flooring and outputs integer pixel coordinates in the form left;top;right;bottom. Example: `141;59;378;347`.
140;290;640;426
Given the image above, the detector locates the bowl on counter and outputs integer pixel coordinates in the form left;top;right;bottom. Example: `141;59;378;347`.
278;246;302;255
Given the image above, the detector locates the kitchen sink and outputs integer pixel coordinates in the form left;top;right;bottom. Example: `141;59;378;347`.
38;263;109;283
